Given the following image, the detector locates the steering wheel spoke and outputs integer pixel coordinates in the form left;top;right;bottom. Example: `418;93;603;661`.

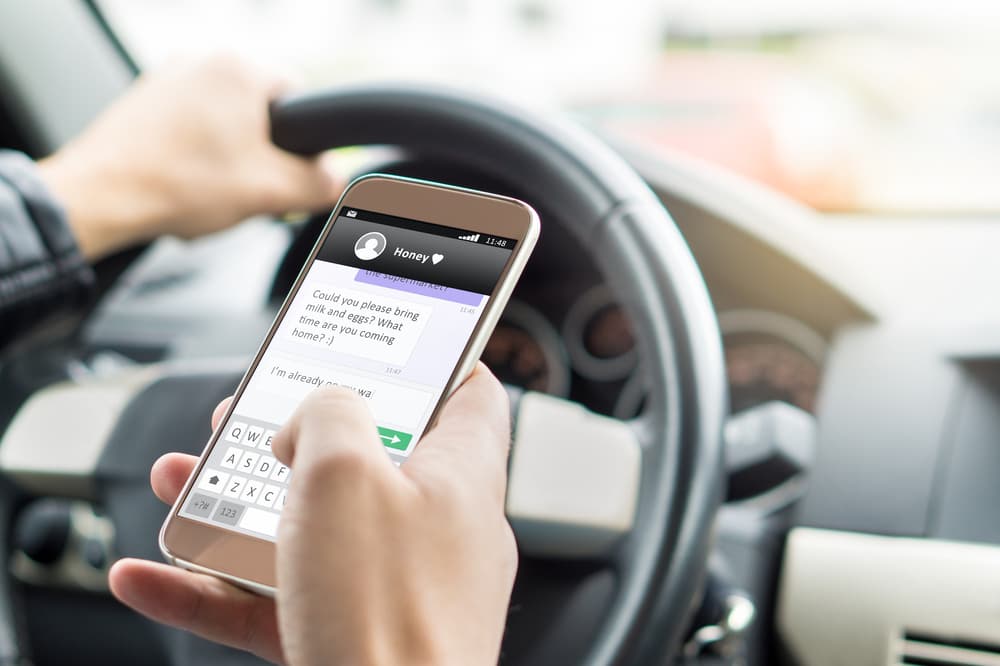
507;391;641;561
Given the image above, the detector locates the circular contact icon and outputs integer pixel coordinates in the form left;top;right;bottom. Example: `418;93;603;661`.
354;231;387;261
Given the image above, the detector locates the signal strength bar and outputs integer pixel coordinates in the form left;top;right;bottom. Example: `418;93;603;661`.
458;233;481;242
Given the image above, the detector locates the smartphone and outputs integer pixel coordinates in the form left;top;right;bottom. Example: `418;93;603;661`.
159;174;539;593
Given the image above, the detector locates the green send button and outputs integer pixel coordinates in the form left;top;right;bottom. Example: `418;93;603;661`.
377;427;412;451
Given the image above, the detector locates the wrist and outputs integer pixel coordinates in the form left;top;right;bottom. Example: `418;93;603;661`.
37;146;169;260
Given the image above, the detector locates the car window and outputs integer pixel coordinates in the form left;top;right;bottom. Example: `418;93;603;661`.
97;0;1000;214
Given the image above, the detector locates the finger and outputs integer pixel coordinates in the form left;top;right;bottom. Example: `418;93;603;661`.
212;397;234;431
262;150;345;214
406;364;511;496
150;453;198;505
235;53;303;100
260;63;303;100
198;53;294;102
435;363;510;443
271;386;386;470
110;559;282;664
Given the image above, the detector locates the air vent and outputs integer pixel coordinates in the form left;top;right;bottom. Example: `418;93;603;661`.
895;630;1000;666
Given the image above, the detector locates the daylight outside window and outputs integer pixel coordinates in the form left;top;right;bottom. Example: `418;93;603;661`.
99;0;1000;213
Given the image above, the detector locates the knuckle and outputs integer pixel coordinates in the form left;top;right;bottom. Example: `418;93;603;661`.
300;446;374;489
197;54;264;98
204;53;251;79
250;168;294;202
254;158;326;211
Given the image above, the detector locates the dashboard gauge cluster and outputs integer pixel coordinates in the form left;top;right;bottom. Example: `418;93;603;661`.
483;293;826;422
562;286;647;418
562;286;637;381
718;309;826;415
482;300;571;396
484;287;644;418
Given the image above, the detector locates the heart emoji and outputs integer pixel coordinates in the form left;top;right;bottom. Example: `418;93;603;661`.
431;253;444;265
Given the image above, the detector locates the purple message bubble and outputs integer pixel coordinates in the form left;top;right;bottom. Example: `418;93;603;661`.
354;270;484;306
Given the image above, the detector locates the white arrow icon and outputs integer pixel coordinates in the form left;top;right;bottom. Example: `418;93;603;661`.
380;433;401;445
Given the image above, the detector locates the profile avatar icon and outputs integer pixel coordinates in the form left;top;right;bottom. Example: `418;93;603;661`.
354;231;387;261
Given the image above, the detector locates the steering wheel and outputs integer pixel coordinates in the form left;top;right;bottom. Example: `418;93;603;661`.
0;86;725;665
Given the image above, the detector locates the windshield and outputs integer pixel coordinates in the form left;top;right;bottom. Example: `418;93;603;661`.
98;0;1000;214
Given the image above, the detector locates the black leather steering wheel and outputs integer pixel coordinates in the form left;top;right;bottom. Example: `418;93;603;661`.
0;85;724;665
266;85;726;663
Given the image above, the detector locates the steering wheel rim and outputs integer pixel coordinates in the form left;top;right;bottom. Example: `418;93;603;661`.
269;85;726;663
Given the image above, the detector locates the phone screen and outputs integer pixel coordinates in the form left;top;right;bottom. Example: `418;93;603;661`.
178;205;517;540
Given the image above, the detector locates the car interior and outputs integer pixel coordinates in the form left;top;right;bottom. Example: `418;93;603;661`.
3;1;1000;665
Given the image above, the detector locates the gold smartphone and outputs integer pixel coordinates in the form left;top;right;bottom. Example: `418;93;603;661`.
159;174;539;593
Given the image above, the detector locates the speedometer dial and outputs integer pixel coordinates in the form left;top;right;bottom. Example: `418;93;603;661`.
563;286;637;381
482;300;570;396
725;339;821;413
718;309;826;414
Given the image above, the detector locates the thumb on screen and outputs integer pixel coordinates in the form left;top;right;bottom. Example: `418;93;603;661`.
271;386;391;477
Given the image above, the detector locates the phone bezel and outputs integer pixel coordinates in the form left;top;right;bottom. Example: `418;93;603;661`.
159;174;539;591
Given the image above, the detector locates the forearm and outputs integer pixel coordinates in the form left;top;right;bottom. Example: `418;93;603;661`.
0;151;94;351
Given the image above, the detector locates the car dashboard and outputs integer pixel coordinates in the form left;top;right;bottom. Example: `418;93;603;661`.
631;145;1000;665
78;143;1000;666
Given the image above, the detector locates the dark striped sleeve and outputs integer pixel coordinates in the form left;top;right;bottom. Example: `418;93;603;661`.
0;150;94;352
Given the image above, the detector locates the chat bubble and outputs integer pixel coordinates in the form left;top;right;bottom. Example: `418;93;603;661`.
282;284;432;366
241;355;433;428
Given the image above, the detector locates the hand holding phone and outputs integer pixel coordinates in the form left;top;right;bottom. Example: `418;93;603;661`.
159;175;538;592
111;363;517;665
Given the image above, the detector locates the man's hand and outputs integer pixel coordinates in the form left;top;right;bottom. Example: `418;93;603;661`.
272;365;517;665
38;56;342;260
109;364;517;665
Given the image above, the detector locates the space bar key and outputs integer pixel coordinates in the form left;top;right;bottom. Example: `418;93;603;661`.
238;506;280;537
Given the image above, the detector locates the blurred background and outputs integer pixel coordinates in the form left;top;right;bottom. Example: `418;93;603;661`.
99;0;1000;213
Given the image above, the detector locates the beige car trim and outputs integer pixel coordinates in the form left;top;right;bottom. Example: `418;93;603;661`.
778;527;1000;665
